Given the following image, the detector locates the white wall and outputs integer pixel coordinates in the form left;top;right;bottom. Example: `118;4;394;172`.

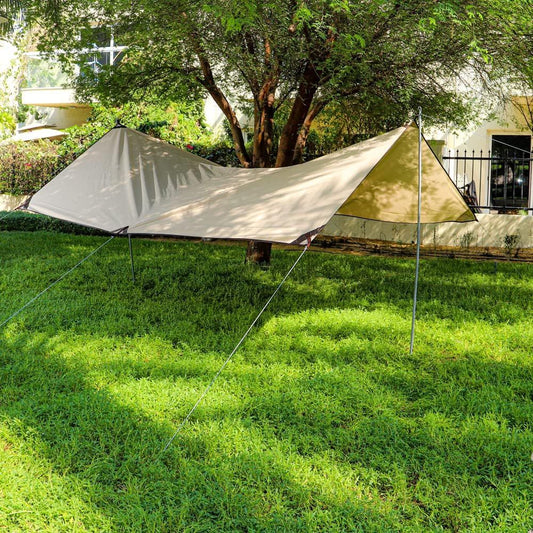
204;95;253;141
323;213;533;250
429;100;532;210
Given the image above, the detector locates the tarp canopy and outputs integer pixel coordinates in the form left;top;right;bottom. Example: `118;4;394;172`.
27;122;474;245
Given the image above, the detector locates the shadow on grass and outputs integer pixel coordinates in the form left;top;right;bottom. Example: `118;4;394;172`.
0;233;531;531
2;234;531;350
0;334;415;532
1;328;531;532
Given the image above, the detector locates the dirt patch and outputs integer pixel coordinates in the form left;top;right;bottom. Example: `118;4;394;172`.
312;236;533;263
136;234;532;263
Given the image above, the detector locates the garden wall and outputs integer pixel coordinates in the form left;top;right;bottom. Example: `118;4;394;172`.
322;214;533;249
0;194;29;211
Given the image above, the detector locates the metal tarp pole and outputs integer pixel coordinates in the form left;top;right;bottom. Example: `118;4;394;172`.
410;108;423;354
128;234;136;283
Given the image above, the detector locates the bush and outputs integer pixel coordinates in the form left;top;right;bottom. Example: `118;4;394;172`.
503;233;521;256
0;140;60;195
0;210;108;236
188;141;241;166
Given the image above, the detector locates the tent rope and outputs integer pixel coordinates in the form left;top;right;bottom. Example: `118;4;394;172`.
0;236;115;330
0;198;32;223
161;244;310;454
490;137;532;156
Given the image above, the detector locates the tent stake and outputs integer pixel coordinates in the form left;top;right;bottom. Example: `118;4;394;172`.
410;108;423;354
128;234;136;283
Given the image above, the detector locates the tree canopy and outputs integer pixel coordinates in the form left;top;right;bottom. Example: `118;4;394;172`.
22;0;532;170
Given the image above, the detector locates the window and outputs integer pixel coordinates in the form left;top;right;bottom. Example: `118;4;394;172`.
24;54;70;88
80;27;125;73
24;27;126;88
490;135;531;209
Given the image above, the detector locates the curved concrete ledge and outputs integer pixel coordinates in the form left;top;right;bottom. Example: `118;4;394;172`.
0;194;29;212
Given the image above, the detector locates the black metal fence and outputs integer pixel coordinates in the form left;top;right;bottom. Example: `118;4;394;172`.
442;150;532;213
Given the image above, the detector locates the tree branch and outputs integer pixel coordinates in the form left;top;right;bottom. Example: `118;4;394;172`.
292;99;327;164
189;29;251;167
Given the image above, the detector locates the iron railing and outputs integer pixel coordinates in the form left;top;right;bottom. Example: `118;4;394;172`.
442;150;533;213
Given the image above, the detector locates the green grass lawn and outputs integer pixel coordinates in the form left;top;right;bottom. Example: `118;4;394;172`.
0;231;531;532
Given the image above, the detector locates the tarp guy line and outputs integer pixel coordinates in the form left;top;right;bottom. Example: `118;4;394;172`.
0;236;115;330
161;243;310;454
491;137;532;156
0;199;28;223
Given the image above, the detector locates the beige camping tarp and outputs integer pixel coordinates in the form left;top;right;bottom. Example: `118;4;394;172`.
27;123;474;244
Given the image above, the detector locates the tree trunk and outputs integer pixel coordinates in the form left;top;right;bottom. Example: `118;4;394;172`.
275;62;321;168
194;46;251;167
252;81;276;168
246;77;277;265
292;100;327;164
245;240;272;266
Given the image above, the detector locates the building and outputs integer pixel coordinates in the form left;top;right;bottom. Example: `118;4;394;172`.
429;98;532;215
20;29;126;132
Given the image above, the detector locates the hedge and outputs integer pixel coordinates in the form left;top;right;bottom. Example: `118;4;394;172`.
0;210;108;236
0;140;60;195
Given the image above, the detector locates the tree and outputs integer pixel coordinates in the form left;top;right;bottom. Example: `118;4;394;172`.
0;1;20;29
0;1;62;33
23;0;533;262
502;3;533;134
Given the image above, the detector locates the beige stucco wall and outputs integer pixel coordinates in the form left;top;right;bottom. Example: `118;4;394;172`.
428;100;533;210
432;100;530;151
20;103;92;132
323;213;533;249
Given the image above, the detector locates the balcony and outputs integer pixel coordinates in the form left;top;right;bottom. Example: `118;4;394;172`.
21;87;87;108
21;45;125;108
20;54;84;108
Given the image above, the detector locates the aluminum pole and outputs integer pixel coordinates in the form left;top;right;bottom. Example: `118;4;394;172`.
410;108;423;354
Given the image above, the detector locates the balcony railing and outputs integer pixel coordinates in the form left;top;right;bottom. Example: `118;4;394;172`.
442;150;532;213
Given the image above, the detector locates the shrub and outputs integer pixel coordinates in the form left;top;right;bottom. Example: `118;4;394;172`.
503;233;521;256
459;231;475;249
0;210;107;235
189;141;241;167
0;140;59;195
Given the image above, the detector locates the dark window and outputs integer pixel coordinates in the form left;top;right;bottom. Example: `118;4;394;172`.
490;135;531;208
80;27;124;73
